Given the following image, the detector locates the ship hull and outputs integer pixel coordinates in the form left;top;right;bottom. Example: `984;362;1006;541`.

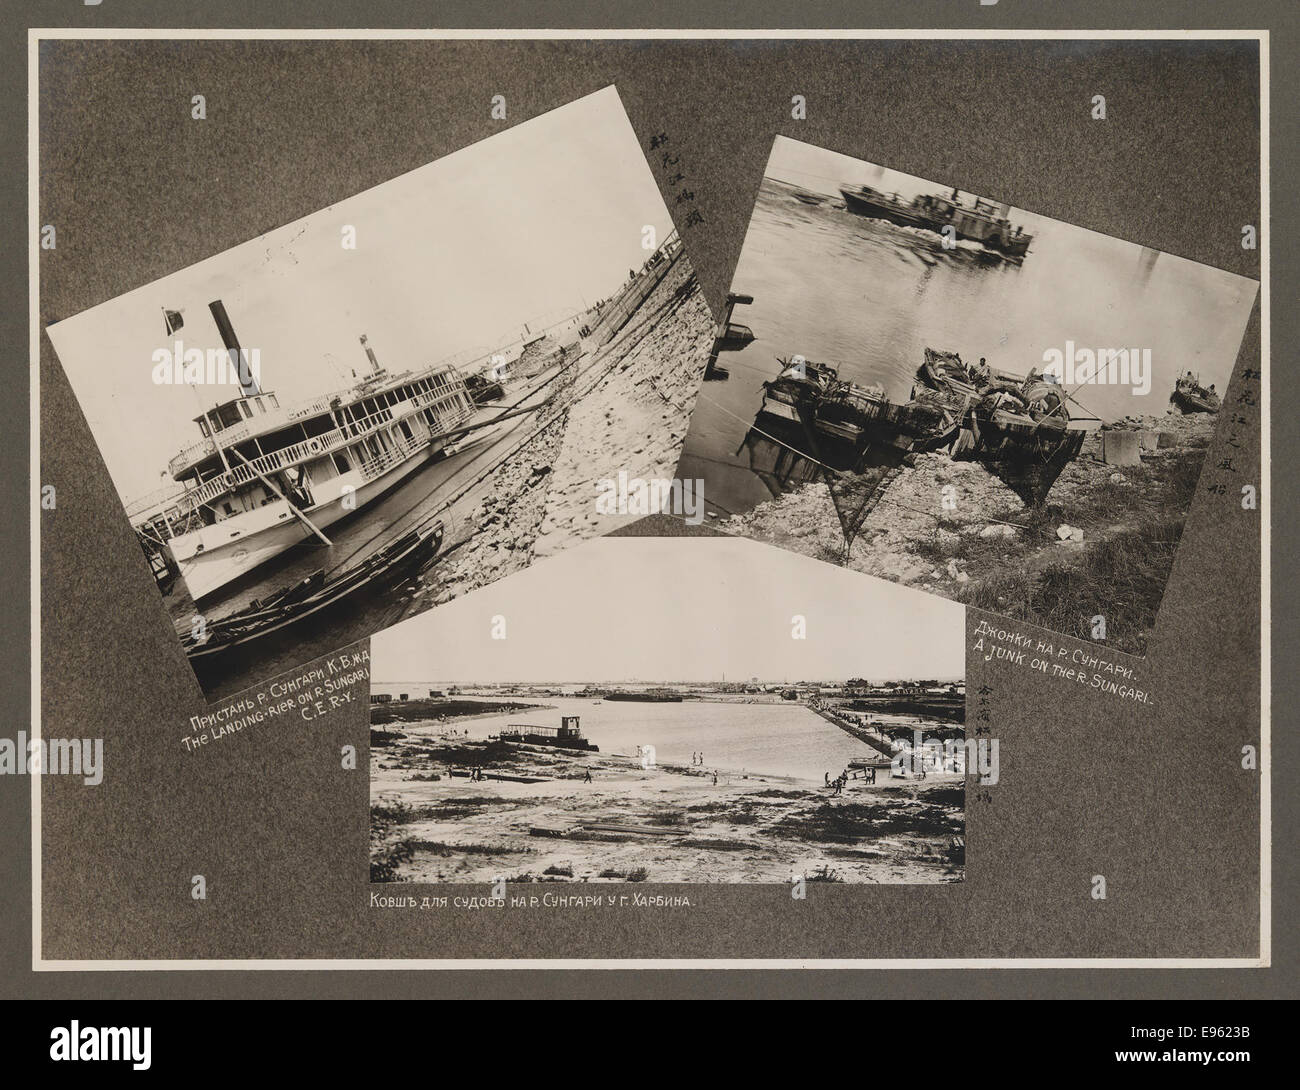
745;352;1084;511
1170;390;1220;414
840;188;925;229
840;188;1032;258
955;416;1087;506
170;444;441;602
185;526;442;664
502;735;599;752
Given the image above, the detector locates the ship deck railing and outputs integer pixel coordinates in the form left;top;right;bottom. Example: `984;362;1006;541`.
163;389;472;523
504;723;559;736
354;428;449;484
124;481;197;521
167;363;463;476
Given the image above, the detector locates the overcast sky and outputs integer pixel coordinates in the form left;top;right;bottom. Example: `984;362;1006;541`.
48;86;673;504
371;536;965;686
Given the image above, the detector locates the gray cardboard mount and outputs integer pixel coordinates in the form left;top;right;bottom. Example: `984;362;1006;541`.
4;2;1296;1000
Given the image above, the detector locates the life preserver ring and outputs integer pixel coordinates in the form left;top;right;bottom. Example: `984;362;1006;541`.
307;437;324;456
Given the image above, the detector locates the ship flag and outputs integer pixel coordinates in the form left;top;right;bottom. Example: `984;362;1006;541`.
163;308;184;335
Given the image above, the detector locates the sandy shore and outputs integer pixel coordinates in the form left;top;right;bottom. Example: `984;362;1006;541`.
371;725;964;885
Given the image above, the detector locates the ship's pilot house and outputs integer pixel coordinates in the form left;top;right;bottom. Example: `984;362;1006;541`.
194;392;282;440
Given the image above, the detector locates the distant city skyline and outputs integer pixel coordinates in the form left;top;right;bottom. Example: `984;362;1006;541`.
372;675;964;688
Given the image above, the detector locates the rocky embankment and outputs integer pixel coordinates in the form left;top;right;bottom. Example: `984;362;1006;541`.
419;412;570;605
723;410;1215;653
533;258;714;556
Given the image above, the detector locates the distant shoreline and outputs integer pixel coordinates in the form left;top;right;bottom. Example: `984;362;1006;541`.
370;698;554;727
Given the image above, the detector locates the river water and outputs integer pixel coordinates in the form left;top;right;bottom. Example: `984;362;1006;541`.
677;177;1257;518
373;693;879;784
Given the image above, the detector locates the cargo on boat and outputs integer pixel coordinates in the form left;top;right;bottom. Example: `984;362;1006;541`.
839;183;1033;259
1170;372;1221;414
739;343;1087;513
493;715;599;752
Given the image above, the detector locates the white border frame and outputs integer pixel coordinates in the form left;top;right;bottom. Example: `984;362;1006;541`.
28;27;1270;972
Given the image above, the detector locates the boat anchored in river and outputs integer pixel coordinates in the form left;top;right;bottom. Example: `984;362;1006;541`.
1170;372;1221;414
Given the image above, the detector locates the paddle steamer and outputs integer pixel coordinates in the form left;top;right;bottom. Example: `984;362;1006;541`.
130;301;475;601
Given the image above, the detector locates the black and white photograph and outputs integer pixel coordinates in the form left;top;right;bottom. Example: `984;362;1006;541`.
18;20;1278;1018
46;86;715;700
677;136;1259;655
369;537;967;885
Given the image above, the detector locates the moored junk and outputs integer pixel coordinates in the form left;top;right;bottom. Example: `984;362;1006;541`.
741;344;1086;510
839;183;1033;259
1170;371;1221;414
129;300;476;602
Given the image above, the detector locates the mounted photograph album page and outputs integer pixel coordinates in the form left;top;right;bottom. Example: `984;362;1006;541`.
30;33;1267;971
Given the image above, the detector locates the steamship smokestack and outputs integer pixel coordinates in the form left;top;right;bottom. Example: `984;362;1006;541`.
359;334;382;375
208;299;260;396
